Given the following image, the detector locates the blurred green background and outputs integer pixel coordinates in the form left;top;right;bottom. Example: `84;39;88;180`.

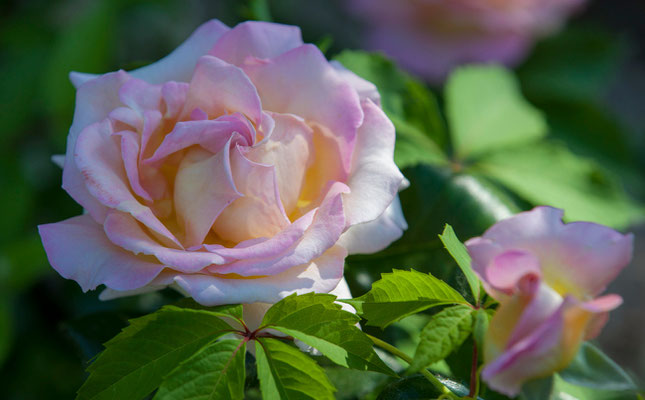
0;0;644;398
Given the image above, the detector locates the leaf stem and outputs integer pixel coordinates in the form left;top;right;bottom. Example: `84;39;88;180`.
367;334;458;398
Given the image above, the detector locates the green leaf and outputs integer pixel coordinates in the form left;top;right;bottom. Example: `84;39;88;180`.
477;141;645;228
255;338;336;400
446;65;547;160
173;299;244;320
559;343;638;392
552;373;641;400
520;376;554;400
438;224;481;303
262;293;395;376
333;50;448;168
472;308;490;354
409;305;473;373
154;339;246;400
76;306;235;400
344;270;469;328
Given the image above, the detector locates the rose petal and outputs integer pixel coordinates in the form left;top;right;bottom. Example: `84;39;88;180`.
130;19;230;84
243;44;362;171
174;245;347;306
104;211;229;273
337;194;406;254
174;144;242;248
63;70;130;222
343;99;404;226
210;182;349;277
75;119;182;248
211;146;290;243
467;206;634;298
245;112;314;214
38;214;163;292
330;60;381;105
183;55;262;125
210;21;303;66
147;114;253;163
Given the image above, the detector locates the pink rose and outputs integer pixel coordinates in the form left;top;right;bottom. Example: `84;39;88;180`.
349;0;585;82
466;207;633;396
38;20;407;307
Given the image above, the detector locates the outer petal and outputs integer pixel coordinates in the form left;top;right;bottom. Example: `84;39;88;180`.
38;215;163;292
338;195;406;254
483;303;567;397
68;20;229;88
183;55;263;125
330;60;381;105
466;206;634;298
174;245;347;306
63;70;130;222
104;212;227;272
209;21;303;66
243;44;362;171
343;99;404;226
130;20;230;84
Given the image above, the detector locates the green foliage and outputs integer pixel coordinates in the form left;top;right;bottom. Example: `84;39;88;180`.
255;338;336;400
559;343;638;392
477;142;644;227
439;224;481;303
76;306;235;400
472;308;490;355
345;270;468;328
409;305;473;373
263;293;395;375
154;339;246;400
446;66;548;159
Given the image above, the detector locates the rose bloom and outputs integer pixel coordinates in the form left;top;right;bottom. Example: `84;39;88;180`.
349;0;585;82
38;20;407;313
466;207;633;396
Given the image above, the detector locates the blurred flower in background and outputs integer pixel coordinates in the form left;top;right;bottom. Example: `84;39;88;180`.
349;0;586;82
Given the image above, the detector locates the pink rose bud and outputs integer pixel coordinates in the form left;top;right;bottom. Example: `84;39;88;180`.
38;20;407;306
465;206;633;396
349;0;585;82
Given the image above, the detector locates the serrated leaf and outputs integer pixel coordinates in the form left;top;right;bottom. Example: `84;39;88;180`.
446;65;547;159
344;270;469;328
439;224;481;303
255;338;335;400
409;305;473;373
477;141;645;228
154;339;246;400
559;342;637;392
262;293;394;376
173;299;244;320
76;306;235;400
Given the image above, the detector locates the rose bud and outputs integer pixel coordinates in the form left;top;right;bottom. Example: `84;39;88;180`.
465;206;633;396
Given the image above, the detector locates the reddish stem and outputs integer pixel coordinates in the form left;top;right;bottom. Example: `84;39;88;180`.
469;340;478;398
